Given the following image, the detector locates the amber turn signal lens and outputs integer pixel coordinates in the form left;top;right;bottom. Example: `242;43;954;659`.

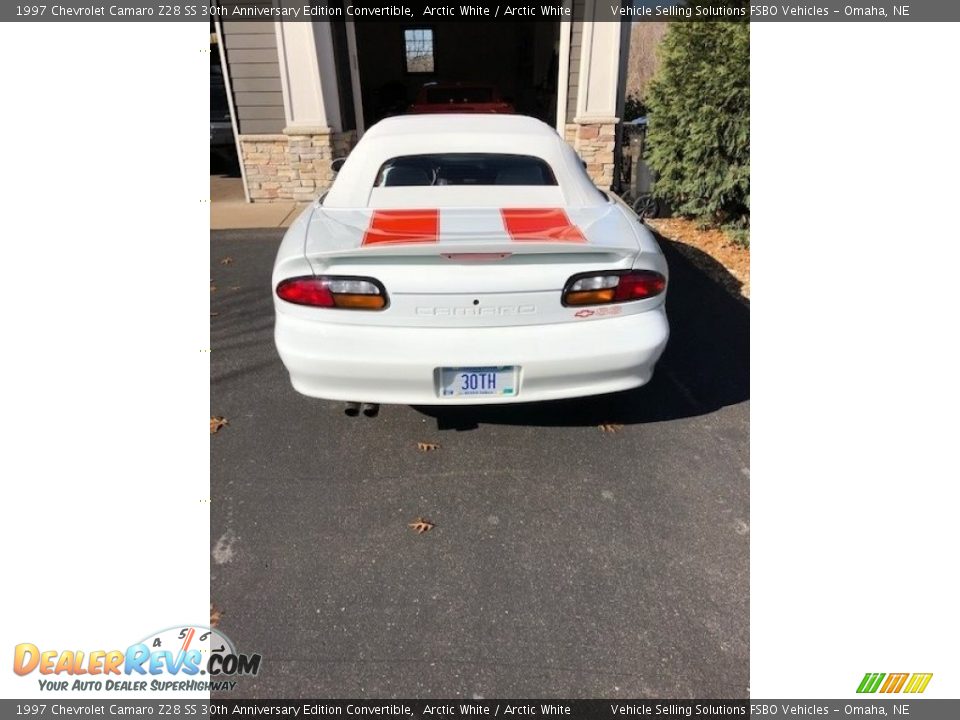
563;289;617;305
332;294;386;310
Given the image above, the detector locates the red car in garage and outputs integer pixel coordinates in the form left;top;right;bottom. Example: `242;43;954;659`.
408;83;515;114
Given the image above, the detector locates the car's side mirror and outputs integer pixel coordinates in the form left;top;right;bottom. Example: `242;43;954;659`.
331;157;346;173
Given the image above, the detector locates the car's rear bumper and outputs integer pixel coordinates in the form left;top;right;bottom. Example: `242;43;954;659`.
275;308;669;405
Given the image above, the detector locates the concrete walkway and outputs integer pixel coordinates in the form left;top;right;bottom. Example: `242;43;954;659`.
210;175;311;230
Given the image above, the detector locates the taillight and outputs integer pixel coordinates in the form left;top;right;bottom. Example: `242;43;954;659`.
562;270;666;306
276;276;387;310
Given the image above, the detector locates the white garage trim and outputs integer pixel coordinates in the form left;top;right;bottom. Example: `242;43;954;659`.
575;5;623;124
555;1;572;133
274;19;341;132
345;19;365;138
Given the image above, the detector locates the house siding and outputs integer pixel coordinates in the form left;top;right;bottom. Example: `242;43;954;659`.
566;20;582;123
220;16;284;135
329;14;357;132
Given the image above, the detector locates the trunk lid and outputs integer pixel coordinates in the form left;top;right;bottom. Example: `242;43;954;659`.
300;204;645;327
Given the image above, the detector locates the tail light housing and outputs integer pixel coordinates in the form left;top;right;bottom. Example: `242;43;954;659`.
562;270;666;306
276;276;388;310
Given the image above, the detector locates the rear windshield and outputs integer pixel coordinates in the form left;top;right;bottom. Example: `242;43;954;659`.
426;87;494;104
374;153;557;187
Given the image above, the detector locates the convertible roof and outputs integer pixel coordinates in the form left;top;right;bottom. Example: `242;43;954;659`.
362;113;552;140
322;114;606;209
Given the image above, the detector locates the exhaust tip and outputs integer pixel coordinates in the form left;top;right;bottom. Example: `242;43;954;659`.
361;402;380;418
344;401;361;417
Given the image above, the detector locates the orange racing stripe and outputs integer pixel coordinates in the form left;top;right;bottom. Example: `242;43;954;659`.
500;208;586;243
362;209;439;246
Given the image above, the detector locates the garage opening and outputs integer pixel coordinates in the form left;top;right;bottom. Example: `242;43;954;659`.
353;22;561;129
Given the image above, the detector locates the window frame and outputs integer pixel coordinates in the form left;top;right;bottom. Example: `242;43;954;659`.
402;26;436;76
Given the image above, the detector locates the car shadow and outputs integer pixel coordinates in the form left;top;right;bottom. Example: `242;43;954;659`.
413;234;749;430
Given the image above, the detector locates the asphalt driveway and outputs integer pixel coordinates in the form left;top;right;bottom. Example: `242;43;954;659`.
210;228;749;698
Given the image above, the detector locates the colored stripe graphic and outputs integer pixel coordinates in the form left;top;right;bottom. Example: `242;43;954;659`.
362;209;439;245
857;673;885;693
904;674;933;694
880;673;908;693
501;208;586;242
858;672;932;694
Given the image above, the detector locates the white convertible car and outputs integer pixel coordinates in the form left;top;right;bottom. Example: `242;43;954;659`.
273;114;669;408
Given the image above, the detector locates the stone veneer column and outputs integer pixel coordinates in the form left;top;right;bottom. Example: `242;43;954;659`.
238;18;357;202
240;129;357;202
569;7;625;189
566;121;617;189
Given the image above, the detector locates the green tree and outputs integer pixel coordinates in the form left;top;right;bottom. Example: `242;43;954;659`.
645;22;749;228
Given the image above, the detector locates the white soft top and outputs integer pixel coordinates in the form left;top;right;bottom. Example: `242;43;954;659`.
322;114;607;209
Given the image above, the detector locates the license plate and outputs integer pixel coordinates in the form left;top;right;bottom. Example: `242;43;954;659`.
439;366;517;397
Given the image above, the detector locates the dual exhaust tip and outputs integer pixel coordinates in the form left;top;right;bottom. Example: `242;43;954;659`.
344;402;379;418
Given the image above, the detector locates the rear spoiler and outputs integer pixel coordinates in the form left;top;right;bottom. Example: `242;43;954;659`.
310;241;633;260
305;204;642;261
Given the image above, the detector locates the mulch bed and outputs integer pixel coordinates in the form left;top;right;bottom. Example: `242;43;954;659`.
646;218;750;301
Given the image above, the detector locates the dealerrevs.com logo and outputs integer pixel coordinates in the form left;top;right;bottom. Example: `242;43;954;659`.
857;673;933;694
13;625;261;693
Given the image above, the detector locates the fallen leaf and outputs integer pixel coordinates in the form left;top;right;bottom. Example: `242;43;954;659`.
210;416;229;434
598;423;624;433
210;604;223;628
220;256;233;265
408;517;435;534
416;441;440;452
210;284;217;293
